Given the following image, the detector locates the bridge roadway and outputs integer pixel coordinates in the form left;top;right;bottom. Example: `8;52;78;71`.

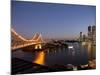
11;28;44;50
12;42;42;50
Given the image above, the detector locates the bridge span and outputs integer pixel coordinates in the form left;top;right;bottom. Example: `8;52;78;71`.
11;28;44;50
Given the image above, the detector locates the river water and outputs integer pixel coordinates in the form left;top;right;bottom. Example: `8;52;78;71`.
12;42;89;66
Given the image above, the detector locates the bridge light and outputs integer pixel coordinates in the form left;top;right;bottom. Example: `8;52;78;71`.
35;44;42;49
35;45;38;49
39;44;42;49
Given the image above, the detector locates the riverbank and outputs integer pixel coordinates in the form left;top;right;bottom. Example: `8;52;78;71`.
12;58;95;74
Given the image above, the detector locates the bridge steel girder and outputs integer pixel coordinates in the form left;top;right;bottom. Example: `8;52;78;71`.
11;28;44;50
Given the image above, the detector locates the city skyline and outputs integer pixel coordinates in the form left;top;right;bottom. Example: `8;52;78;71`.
11;1;96;40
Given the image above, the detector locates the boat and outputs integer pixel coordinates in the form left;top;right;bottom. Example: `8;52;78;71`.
68;46;74;49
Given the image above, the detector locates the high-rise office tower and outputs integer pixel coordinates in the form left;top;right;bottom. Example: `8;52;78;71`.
92;25;96;45
88;25;96;60
83;34;86;42
80;32;83;42
92;25;96;35
88;26;91;32
88;26;92;41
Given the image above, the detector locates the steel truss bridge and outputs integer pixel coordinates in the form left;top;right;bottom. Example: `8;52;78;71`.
11;28;44;50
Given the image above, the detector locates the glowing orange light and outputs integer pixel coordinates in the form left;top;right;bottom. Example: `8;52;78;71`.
33;51;45;65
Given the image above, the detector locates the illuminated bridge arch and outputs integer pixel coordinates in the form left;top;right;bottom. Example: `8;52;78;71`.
11;28;44;50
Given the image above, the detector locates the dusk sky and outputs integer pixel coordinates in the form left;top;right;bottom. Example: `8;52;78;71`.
11;1;96;40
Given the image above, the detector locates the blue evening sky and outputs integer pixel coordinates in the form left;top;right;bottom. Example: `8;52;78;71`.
11;1;96;40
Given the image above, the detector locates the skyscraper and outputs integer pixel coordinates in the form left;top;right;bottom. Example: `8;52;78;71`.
92;26;96;35
88;26;92;41
88;26;91;32
79;32;83;42
87;25;96;60
83;34;86;42
92;25;96;45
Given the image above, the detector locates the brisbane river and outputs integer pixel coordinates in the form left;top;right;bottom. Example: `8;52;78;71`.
12;42;89;66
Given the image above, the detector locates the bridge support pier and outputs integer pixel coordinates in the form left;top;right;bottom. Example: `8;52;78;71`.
35;44;42;49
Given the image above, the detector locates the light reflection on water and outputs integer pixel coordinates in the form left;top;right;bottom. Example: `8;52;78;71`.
12;42;90;66
81;42;96;60
33;51;45;65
